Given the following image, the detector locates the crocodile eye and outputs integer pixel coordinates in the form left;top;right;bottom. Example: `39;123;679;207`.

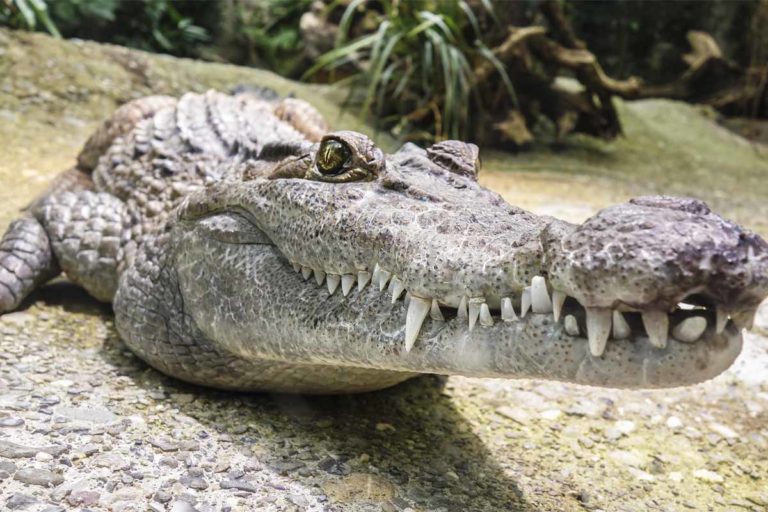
316;139;351;176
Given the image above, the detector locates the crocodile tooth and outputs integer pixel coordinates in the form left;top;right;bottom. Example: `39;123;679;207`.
389;277;405;303
586;308;611;357
468;298;483;331
301;266;312;280
531;276;552;313
552;291;566;322
379;269;392;291
357;271;371;292
314;269;326;286
430;299;444;321
611;310;631;339
371;264;382;288
642;311;669;349
341;274;355;296
564;315;579;336
479;303;494;327
520;288;531;318
716;307;728;334
672;316;707;342
457;296;468;321
326;274;340;295
405;295;431;353
501;297;517;322
292;262;301;273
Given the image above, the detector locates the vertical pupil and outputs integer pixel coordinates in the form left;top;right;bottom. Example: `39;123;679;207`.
319;140;348;174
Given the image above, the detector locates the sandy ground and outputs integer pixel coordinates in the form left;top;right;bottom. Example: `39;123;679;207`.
1;30;767;512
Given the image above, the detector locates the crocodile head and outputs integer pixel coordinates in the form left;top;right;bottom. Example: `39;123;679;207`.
172;131;768;389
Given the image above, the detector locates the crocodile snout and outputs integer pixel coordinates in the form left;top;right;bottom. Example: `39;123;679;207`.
544;196;768;354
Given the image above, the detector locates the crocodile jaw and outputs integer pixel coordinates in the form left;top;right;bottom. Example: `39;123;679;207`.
173;234;745;389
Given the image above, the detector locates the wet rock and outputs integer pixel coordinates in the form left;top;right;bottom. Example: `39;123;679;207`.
13;468;64;487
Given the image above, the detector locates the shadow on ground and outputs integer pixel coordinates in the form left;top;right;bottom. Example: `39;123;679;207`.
35;283;530;511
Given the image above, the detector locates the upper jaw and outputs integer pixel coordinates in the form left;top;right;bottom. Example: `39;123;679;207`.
282;258;744;387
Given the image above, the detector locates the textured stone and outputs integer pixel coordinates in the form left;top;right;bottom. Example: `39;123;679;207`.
13;468;64;487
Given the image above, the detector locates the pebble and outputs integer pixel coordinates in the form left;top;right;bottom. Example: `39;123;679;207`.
92;452;129;469
221;479;258;492
170;501;200;512
692;469;724;483
318;456;350;475
495;406;531;424
149;437;179;452
613;420;636;434
154;490;172;503
180;475;209;490
269;461;305;475
54;406;117;424
13;468;65;487
609;450;644;468
709;423;738;439
0;440;67;458
0;460;18;473
0;417;24;427
666;416;683;429
67;490;100;507
6;493;37;510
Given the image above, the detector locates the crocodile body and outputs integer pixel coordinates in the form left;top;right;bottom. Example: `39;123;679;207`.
1;90;767;393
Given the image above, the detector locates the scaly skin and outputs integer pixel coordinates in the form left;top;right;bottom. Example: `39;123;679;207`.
1;90;767;393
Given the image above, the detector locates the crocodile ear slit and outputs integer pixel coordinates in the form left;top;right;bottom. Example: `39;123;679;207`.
425;140;481;180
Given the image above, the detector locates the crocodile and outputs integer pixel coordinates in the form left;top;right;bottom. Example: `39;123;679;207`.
1;90;767;393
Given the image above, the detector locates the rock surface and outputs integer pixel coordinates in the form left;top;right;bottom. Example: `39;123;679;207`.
1;29;767;511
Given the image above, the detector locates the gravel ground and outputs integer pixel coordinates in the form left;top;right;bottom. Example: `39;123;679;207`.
1;29;767;512
1;287;767;512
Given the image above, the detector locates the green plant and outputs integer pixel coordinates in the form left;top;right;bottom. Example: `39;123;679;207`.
1;0;212;58
306;0;515;142
1;0;60;37
235;0;314;76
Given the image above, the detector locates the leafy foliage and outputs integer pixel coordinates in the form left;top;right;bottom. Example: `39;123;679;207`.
1;0;60;37
230;0;314;77
1;0;212;57
306;0;516;142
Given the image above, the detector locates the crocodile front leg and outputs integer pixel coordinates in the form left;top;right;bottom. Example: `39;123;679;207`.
0;216;60;312
33;191;134;303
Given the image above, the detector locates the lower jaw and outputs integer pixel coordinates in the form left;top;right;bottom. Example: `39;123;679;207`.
388;313;744;388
